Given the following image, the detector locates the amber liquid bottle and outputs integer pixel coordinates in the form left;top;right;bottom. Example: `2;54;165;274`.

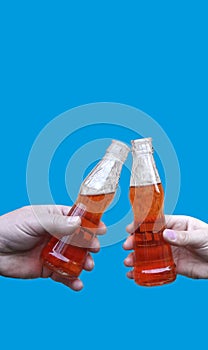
41;140;129;278
129;138;176;286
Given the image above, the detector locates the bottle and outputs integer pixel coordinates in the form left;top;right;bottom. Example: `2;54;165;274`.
41;140;130;278
129;137;176;286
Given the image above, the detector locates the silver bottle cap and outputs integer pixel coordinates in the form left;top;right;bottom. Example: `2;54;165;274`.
131;137;153;154
105;139;130;163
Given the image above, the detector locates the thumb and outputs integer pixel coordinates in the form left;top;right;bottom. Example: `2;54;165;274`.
38;214;81;239
163;228;208;248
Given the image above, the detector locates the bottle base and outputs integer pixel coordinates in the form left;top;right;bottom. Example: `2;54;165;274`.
134;265;176;287
43;258;82;279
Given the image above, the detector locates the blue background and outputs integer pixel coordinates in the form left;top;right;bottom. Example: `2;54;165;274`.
0;1;208;349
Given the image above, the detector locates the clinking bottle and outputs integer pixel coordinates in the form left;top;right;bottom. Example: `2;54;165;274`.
129;137;176;286
41;140;129;278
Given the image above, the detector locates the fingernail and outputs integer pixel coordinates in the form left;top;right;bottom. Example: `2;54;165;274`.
91;240;100;249
96;226;107;235
123;240;130;249
163;229;177;241
72;280;83;291
86;259;94;270
67;216;80;225
124;256;131;265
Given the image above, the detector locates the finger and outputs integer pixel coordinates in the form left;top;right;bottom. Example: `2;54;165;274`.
177;260;208;279
123;235;134;250
59;205;72;216
126;270;134;279
81;222;106;236
165;215;191;231
50;272;83;291
83;254;95;271
165;215;208;231
163;228;208;249
52;207;106;232
88;236;100;253
96;222;107;235
52;207;107;235
124;252;134;267
39;214;81;238
33;205;71;217
126;222;135;234
42;206;107;235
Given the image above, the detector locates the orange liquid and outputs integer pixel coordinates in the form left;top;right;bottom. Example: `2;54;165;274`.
41;193;114;278
129;184;176;286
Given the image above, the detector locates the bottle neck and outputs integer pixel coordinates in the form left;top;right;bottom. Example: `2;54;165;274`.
130;150;161;187
79;140;129;196
80;156;124;195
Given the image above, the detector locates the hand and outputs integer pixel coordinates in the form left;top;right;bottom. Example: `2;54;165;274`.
0;205;106;291
123;215;208;279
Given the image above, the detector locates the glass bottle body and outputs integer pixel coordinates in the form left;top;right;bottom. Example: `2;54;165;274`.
129;183;176;286
129;138;176;286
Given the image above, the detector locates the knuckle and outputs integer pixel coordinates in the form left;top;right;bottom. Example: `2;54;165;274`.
179;231;189;246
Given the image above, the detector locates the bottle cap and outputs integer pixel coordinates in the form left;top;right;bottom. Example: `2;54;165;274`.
131;137;153;154
130;137;160;186
105;140;130;163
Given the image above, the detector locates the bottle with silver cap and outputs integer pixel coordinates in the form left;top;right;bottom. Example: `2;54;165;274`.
41;140;130;279
129;137;176;286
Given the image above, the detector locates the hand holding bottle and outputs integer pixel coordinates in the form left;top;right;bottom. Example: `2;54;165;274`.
0;205;106;291
124;215;208;279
